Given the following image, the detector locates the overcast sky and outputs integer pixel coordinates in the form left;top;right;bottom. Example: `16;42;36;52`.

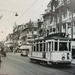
0;0;50;41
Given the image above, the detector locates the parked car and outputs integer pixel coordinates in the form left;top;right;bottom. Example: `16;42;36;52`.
20;45;31;56
21;49;28;56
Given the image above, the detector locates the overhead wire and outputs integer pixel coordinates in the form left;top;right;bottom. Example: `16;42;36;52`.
0;0;38;37
0;9;17;13
15;0;38;22
6;0;38;28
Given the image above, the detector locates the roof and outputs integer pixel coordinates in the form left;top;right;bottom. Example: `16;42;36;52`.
20;45;31;49
33;33;71;42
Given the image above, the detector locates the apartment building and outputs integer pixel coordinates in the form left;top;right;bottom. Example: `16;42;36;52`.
42;0;75;38
20;21;38;45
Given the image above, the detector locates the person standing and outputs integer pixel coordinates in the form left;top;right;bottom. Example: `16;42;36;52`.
0;48;2;62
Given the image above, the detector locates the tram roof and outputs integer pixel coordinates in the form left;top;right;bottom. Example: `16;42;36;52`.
46;36;71;40
45;33;71;40
34;33;71;42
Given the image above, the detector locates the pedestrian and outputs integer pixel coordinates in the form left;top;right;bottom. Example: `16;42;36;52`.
0;48;2;62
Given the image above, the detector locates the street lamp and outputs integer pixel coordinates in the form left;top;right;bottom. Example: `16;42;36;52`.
0;9;18;17
15;12;18;16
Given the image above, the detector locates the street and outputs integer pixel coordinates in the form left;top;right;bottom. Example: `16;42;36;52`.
0;53;75;75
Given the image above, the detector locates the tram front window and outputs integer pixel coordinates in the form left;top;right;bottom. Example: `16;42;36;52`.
59;42;68;51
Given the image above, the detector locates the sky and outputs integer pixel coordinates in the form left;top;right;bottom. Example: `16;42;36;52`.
0;0;50;41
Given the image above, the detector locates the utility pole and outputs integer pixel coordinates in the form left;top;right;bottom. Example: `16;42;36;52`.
59;7;62;33
71;11;73;39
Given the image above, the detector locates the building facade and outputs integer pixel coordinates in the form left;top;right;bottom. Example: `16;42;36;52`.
42;0;75;38
20;21;38;45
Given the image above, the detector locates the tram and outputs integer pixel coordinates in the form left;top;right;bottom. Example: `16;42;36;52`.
29;33;72;65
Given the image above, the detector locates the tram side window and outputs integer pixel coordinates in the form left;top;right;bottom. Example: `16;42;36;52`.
40;43;42;52
59;42;68;51
34;45;36;51
55;42;58;51
32;46;33;51
45;43;48;52
48;42;51;51
43;43;45;51
36;44;39;51
52;42;53;51
69;42;71;51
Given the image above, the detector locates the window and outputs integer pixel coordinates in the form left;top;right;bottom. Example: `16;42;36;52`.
59;42;68;51
48;42;51;51
50;27;52;32
47;30;49;36
34;44;36;51
45;43;48;52
40;43;42;52
55;42;58;51
63;9;67;18
36;44;39;51
32;45;34;51
43;43;45;51
52;42;53;51
53;28;56;32
69;42;71;51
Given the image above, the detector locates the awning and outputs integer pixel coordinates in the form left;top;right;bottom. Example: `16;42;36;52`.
19;45;31;49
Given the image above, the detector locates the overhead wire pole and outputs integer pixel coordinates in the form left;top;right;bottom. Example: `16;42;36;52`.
59;7;62;33
71;9;73;39
70;0;75;39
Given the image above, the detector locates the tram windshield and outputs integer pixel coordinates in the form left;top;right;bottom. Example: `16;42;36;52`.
59;42;68;51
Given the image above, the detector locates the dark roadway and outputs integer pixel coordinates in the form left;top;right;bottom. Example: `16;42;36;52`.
0;53;75;75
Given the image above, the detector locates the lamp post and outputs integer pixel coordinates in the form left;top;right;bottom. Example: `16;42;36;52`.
0;9;18;16
15;12;18;16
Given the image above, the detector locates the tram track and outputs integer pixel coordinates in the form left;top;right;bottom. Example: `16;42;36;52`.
30;62;75;75
4;57;57;75
3;56;69;75
3;57;38;75
52;64;75;75
4;54;75;75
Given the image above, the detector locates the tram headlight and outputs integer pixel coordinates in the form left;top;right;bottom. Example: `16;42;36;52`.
61;54;65;60
62;56;65;60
